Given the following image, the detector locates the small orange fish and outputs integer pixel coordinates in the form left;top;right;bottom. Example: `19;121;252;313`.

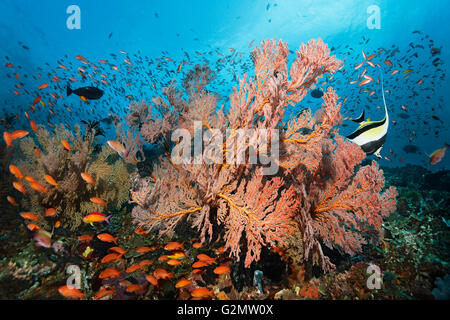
83;212;110;225
90;197;107;206
358;78;372;86
126;284;142;293
27;223;41;231
97;233;117;244
108;246;126;255
44;174;59;186
139;259;153;268
190;287;213;299
101;253;121;264
192;261;209;268
30;120;38;133
99;268;120;279
430;144;448;165
44;208;57;217
34;147;41;158
58;285;84;299
126;264;143;273
192;242;203;249
12;181;27;194
38;83;49;90
153;268;173;280
175;279;192;288
29;181;48;193
80;172;95;185
9;165;23;179
94;287;114;300
54;220;61;228
11;130;29;140
145;274;158;286
197;254;216;263
167;259;182;266
77;234;93;242
7;196;18;206
134;227;148;235
61;139;71;152
24;176;36;183
136;246;154;253
3;131;12;148
213;265;230;275
107;140;126;155
20;212;39;221
354;61;364;70
164;241;184;251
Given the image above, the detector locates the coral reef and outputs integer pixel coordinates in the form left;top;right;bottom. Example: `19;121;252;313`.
128;38;397;271
13;124;133;230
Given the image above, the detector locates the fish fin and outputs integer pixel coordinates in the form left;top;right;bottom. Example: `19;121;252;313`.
352;110;365;123
90;222;93;227
375;147;383;158
105;215;112;224
66;83;72;96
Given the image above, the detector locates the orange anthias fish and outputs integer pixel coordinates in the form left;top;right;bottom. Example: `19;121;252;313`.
101;253;121;264
29;181;48;193
58;285;84;299
107;140;126;155
78;234;93;242
190;287;214;299
34;147;41;158
20;212;40;221
175;279;192;288
9;165;23;179
3;131;12;148
12;181;27;194
98;268;120;279
81;172;95;185
213;265;230;275
38;83;49;90
82;212;111;226
109;246;127;255
44;208;57;217
44;174;59;186
11;130;29;140
94;287;115;300
153;268;173;280
197;254;216;264
145;274;158;286
164;242;184;251
61;139;71;152
90;197;107;206
30;120;38;133
429;144;449;165
97;233;117;244
7;196;18;206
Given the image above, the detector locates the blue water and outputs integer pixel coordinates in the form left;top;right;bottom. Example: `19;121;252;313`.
1;0;449;169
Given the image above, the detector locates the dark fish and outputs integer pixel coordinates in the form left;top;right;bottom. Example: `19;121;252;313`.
67;84;104;100
403;144;420;154
310;88;324;99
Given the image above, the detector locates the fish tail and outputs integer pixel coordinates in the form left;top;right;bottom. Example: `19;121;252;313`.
66;83;72;96
105;215;112;224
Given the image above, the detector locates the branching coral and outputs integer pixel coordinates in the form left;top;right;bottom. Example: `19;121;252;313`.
129;38;397;270
15;124;134;230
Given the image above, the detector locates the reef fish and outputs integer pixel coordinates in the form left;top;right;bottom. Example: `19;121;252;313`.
67;83;103;100
347;69;389;158
429;144;448;165
82;212;111;225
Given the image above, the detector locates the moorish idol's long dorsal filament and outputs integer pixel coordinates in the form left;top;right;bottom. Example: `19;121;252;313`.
347;67;389;158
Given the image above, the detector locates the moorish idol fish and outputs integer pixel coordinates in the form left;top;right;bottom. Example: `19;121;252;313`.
347;69;389;158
